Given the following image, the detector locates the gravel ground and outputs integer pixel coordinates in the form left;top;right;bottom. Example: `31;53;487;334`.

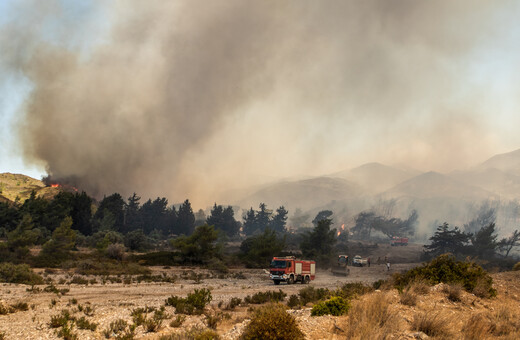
0;262;419;339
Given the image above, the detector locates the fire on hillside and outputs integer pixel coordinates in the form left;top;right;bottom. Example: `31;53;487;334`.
43;176;79;192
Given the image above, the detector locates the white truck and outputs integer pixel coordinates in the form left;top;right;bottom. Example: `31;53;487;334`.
352;255;368;267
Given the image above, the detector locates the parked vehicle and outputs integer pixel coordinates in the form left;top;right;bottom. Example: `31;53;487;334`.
331;254;350;276
269;256;315;285
352;255;368;267
390;236;409;246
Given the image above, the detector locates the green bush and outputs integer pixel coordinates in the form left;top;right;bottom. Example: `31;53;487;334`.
334;282;373;299
287;295;300;308
298;286;330;305
165;288;212;315
0;262;43;285
240;303;303;340
310;296;350;316
244;290;286;304
130;251;179;266
75;316;98;331
392;254;496;297
223;297;242;310
75;259;150;276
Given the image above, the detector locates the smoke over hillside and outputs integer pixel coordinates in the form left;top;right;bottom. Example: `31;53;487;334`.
2;0;519;206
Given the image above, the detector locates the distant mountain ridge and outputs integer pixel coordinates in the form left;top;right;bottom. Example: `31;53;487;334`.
384;171;494;200
331;162;417;194
478;149;520;175
234;148;520;213
237;176;362;211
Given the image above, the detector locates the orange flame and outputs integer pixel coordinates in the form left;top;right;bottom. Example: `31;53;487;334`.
51;184;60;188
341;224;345;230
337;231;341;236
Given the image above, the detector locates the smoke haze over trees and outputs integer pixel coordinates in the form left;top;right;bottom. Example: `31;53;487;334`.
4;1;520;208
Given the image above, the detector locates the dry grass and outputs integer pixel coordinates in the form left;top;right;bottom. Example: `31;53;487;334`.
411;311;452;338
340;292;399;339
399;290;417;306
442;283;463;302
409;280;430;295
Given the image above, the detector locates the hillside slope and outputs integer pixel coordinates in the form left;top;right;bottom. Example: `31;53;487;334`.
0;173;59;203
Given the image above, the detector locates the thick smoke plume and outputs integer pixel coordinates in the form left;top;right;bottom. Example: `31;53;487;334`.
2;0;517;206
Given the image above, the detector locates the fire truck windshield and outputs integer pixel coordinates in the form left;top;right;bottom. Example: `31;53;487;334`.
270;260;286;268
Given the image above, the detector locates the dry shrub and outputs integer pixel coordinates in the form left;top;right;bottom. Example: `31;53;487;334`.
343;292;399;339
411;311;452;338
462;313;494;340
409;280;430;295
443;283;463;302
472;278;494;299
399;290;417;306
240;303;303;340
490;302;520;337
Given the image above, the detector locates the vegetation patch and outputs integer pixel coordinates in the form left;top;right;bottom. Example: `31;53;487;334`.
392;254;496;297
240;303;303;340
165;288;212;315
244;289;286;304
75;259;150;276
311;296;350;316
298;286;330;305
343;293;399;339
411;311;452;338
0;262;43;285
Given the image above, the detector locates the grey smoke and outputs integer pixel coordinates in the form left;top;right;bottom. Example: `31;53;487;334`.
2;0;518;206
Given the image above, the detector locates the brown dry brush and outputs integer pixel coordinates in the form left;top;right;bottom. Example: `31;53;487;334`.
411;311;452;339
339;292;400;339
442;283;463;302
462;301;520;340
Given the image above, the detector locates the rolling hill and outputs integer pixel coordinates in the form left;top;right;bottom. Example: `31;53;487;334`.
0;173;59;203
236;176;362;211
331;162;417;194
383;171;494;200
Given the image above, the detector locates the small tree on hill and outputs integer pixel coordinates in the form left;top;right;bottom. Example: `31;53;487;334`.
424;223;472;259
171;224;222;265
37;216;77;266
270;206;288;233
175;199;195;235
240;228;286;268
471;223;498;259
498;230;520;258
300;218;336;267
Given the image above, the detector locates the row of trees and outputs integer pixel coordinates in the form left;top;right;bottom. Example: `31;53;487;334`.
424;222;520;260
351;210;418;240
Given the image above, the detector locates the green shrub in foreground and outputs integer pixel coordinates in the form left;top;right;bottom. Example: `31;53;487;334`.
311;296;350;316
0;262;43;285
244;290;286;304
240;303;303;340
392;254;496;297
165;288;212;315
298;286;330;305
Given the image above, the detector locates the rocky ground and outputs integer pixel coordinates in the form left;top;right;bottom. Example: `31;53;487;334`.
1;243;519;339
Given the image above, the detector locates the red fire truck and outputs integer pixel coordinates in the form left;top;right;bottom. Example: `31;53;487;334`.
390;236;409;246
269;256;315;285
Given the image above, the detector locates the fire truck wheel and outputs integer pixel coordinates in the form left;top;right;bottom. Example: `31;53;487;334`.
273;280;280;285
288;276;294;284
301;276;306;284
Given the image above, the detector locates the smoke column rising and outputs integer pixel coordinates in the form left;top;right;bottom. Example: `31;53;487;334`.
2;0;519;206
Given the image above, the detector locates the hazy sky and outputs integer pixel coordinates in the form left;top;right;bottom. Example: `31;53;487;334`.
2;0;520;206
